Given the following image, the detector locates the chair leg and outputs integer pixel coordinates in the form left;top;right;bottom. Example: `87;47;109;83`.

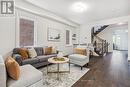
81;66;83;70
87;63;89;66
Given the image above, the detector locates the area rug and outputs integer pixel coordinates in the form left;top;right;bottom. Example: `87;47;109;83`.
39;63;89;87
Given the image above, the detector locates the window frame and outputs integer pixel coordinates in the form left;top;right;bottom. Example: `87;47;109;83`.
65;29;72;46
16;15;37;47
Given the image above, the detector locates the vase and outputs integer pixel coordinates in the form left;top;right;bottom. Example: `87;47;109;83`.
57;51;63;58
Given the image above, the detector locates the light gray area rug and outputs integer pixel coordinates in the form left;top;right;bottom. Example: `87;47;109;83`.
39;63;89;87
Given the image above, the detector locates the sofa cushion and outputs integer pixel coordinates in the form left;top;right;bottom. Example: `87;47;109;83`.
28;48;37;58
69;54;88;61
37;54;57;62
22;58;39;65
7;65;43;87
44;47;52;55
34;47;43;56
13;48;20;54
17;48;29;60
74;48;87;56
5;57;20;80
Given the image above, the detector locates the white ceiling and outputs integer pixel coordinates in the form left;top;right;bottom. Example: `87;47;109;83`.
25;0;130;24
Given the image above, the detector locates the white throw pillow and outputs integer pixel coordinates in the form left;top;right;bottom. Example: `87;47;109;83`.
28;48;37;58
52;46;57;54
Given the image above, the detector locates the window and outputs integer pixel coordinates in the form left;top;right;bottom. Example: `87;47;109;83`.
19;18;34;47
66;30;72;46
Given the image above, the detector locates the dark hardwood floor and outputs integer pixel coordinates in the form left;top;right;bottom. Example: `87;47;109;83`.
72;50;130;87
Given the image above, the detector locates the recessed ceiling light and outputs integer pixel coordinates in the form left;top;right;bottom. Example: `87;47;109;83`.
72;2;88;13
118;22;124;25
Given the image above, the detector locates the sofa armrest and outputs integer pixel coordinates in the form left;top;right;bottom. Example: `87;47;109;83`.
0;55;6;87
13;54;23;66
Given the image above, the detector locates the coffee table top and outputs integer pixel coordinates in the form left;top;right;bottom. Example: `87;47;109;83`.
48;57;69;64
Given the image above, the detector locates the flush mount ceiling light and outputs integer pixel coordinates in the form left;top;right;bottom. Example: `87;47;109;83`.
72;2;88;13
118;22;124;25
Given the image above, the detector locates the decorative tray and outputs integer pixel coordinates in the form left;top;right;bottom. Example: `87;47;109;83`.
53;57;65;61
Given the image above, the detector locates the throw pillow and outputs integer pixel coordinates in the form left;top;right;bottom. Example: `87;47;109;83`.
5;56;20;80
74;48;87;56
34;47;43;56
18;48;29;60
52;46;57;54
28;48;37;58
44;47;52;55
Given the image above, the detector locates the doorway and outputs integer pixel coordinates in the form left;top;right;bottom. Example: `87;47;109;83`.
113;29;128;51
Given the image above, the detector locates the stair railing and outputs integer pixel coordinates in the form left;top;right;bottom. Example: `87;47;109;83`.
91;25;109;56
93;36;109;56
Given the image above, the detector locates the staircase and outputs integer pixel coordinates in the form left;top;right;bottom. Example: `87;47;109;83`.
91;25;109;56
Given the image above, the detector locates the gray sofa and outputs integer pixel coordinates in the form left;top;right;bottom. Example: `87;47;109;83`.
12;47;57;68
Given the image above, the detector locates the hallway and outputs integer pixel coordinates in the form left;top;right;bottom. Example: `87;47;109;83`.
72;51;130;87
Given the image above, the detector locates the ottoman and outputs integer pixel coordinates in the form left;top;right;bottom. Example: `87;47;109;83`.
68;54;89;70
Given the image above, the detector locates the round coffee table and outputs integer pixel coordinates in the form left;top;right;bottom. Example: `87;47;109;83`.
47;57;70;80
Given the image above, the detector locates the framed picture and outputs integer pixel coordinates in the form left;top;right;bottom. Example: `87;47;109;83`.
48;27;60;41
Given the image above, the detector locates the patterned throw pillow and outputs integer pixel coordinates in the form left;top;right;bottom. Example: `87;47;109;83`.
28;48;37;58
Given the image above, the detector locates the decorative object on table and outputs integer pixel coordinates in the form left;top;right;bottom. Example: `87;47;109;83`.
53;57;65;61
48;27;60;41
57;51;63;58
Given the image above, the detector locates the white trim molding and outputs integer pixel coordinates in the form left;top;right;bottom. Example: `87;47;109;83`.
65;29;72;46
15;5;80;28
15;11;37;47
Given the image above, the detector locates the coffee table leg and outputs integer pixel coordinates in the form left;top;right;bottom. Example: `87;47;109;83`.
47;63;48;74
69;62;70;73
57;63;59;80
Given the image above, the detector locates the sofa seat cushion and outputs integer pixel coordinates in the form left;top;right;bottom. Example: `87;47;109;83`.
22;58;39;65
37;54;57;62
69;54;88;61
7;65;43;87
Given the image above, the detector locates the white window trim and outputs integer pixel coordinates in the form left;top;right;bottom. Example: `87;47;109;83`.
66;29;72;46
15;13;37;47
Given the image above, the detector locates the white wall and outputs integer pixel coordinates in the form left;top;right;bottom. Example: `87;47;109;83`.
0;1;80;59
98;25;128;52
15;8;79;56
0;17;15;58
128;19;130;61
80;16;130;61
